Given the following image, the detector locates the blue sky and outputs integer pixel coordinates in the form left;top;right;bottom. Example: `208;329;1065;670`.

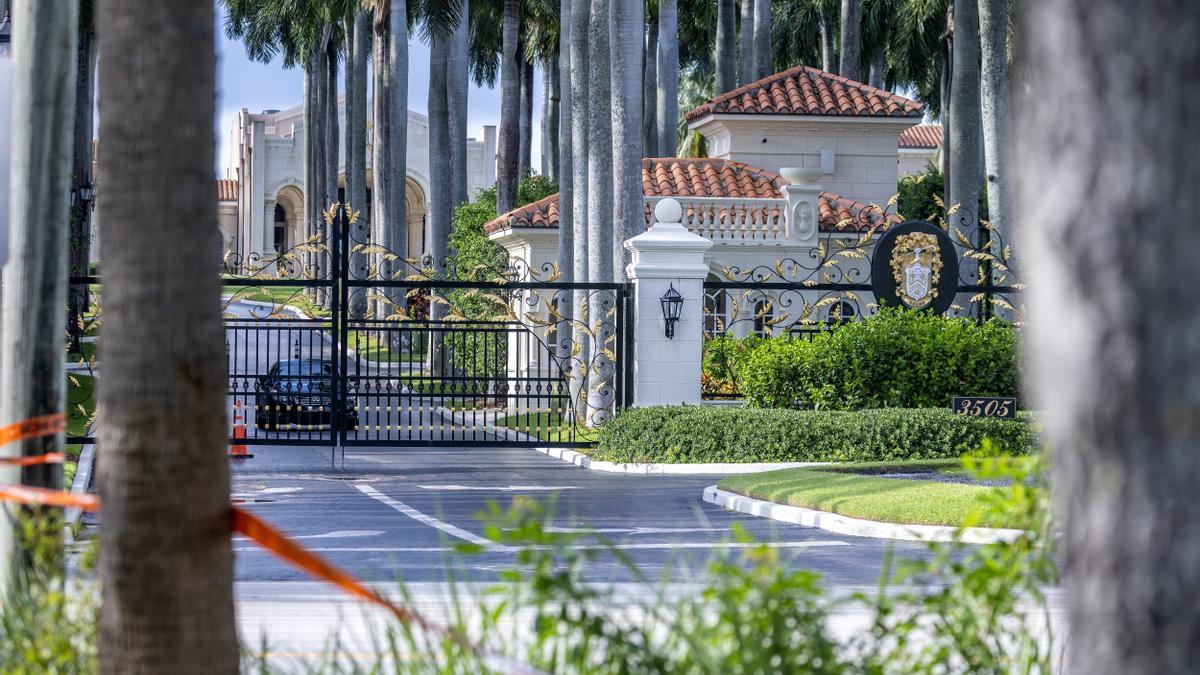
214;6;543;177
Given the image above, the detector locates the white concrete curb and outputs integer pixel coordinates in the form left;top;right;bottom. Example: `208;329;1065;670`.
703;485;1026;544
531;446;830;475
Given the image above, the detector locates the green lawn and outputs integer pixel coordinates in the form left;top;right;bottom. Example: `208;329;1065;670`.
348;330;425;363
495;412;599;444
64;373;97;489
224;284;330;318
67;341;97;365
717;460;1021;529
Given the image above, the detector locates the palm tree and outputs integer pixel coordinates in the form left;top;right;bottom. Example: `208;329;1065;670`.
656;0;679;156
610;0;643;281
67;0;96;354
1020;2;1200;672
979;0;1011;250
753;0;771;78
820;1;837;73
427;22;452;272
715;0;736;93
948;0;981;232
497;0;520;213
95;0;238;670
770;0;822;72
387;0;409;298
839;0;860;81
586;0;612;286
348;8;369;313
568;0;590;423
449;0;471;209
738;0;754;85
0;0;78;583
558;0;573;278
643;15;659;159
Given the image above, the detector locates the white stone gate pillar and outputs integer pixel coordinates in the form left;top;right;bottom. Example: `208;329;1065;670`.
624;198;714;407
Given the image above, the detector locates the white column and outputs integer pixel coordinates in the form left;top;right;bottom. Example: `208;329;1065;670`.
624;198;714;407
781;166;823;247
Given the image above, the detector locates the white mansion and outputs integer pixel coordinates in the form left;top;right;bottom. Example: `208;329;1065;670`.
212;68;942;288
219;99;497;265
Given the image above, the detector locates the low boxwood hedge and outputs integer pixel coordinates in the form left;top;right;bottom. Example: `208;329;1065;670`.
593;405;1036;464
739;308;1019;410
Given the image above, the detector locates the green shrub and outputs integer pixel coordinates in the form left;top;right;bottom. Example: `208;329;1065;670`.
594;405;1036;464
701;334;764;394
740;307;1018;410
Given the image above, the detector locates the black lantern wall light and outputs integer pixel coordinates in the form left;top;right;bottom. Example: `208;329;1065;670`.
660;283;683;339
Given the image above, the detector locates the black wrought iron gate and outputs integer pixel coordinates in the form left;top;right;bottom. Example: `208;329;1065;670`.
223;204;631;451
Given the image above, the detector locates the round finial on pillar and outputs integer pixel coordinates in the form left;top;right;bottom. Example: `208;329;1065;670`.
653;198;683;225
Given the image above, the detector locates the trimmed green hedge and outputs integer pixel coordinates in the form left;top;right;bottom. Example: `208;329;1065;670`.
740;308;1018;410
593;406;1036;464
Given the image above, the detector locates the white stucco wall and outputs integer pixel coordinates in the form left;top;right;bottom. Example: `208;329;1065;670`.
227;100;497;268
899;148;939;177
692;115;918;207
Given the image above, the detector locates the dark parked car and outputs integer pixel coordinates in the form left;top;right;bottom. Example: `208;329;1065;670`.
255;359;358;431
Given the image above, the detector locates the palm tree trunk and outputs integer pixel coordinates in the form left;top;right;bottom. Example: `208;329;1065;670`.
868;48;884;87
311;45;327;285
586;0;612;425
303;62;316;281
1020;3;1200;673
519;54;534;177
547;54;561;179
657;0;679;156
345;8;356;214
428;30;451;269
610;0;642;282
979;0;1011;252
497;0;520;213
738;0;754;86
0;0;77;587
95;0;238;671
715;0;736;94
569;0;590;424
753;0;771;79
948;0;982;233
323;26;339;308
557;0;574;369
449;0;470;209
642;19;658;158
372;15;392;312
350;10;370;315
819;11;836;74
68;14;96;353
540;63;551;175
839;0;861;81
388;0;409;305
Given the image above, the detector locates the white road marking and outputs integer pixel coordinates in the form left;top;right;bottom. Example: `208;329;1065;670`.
233;529;383;542
260;487;304;494
234;540;849;554
355;484;507;551
544;526;727;535
417;484;578;492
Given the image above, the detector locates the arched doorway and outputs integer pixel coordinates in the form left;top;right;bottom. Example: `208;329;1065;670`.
274;185;305;256
406;177;427;261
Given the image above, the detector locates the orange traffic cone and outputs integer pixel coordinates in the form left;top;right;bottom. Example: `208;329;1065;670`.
229;400;253;459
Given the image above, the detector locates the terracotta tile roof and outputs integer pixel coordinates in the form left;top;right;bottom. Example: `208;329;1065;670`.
217;178;239;202
899;124;942;149
685;65;924;122
484;158;891;235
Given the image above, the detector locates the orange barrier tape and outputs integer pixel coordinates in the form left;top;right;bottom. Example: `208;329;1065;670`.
0;413;67;447
0;452;66;466
0;480;541;674
0;484;99;511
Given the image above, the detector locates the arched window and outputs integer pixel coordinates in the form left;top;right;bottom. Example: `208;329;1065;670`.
273;203;287;254
703;283;729;337
826;300;857;326
753;298;775;337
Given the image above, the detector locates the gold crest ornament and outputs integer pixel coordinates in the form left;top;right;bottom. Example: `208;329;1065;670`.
889;232;942;309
